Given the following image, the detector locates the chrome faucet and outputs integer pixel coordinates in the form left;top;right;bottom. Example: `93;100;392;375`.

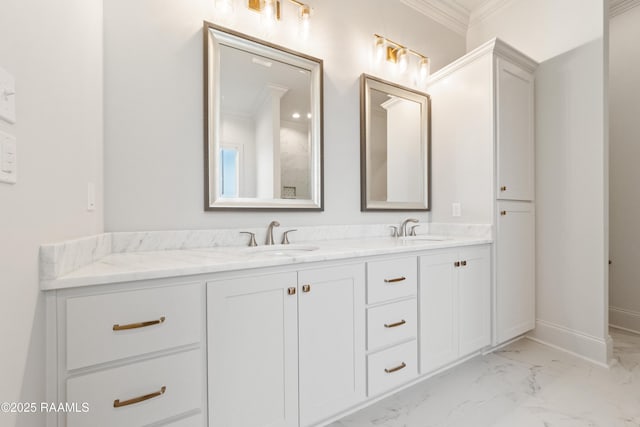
265;221;280;245
399;218;419;237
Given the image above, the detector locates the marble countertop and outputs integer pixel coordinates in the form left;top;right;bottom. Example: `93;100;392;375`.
40;235;492;290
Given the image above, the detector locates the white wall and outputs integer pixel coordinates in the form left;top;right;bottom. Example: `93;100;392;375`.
532;39;609;364
103;0;466;231
609;5;640;333
467;0;603;62
0;0;103;425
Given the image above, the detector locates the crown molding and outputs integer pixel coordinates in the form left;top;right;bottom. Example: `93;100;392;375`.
399;0;470;36
610;0;640;18
426;37;537;87
468;0;514;28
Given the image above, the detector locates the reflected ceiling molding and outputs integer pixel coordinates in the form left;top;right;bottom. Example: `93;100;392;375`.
610;0;640;18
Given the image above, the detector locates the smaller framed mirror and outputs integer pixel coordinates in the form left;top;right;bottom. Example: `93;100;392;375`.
204;22;323;210
360;74;431;211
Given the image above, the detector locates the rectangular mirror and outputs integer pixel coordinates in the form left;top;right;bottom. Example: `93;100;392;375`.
204;22;323;210
360;74;431;211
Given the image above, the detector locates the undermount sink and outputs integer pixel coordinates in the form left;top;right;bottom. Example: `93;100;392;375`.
244;244;320;255
399;235;450;242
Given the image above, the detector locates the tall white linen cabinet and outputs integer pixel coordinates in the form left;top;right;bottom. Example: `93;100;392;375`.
427;38;538;347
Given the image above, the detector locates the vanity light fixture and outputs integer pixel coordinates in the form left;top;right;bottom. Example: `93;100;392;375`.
247;0;312;26
373;33;430;78
292;112;301;119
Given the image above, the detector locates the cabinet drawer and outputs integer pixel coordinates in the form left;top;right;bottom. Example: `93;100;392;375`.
66;349;203;427
367;340;418;397
367;257;417;304
66;283;203;370
367;299;417;351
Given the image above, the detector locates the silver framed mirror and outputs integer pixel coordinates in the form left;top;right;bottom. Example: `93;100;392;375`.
204;22;323;210
360;74;431;211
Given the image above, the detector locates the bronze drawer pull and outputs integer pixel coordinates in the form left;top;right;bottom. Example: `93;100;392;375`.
384;320;406;328
384;277;406;283
113;316;166;331
461;260;467;266
302;284;311;293
384;362;407;374
113;386;166;408
288;287;296;295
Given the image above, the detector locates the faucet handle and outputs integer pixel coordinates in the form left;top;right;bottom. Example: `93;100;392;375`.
240;232;258;247
409;225;421;236
389;226;399;238
281;229;298;245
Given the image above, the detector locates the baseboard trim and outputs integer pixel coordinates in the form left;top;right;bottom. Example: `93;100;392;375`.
609;306;640;335
527;319;610;368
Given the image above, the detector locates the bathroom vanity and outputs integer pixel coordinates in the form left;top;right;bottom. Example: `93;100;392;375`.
42;232;492;427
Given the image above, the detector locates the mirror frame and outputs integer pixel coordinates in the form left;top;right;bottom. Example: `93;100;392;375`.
204;22;324;211
360;74;431;211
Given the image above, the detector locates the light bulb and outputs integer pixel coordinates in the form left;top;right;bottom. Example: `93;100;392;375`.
263;0;277;26
419;57;430;80
397;48;408;73
374;36;385;62
299;4;311;36
292;112;300;119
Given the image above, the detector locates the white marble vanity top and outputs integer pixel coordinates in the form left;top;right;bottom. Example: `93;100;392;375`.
40;232;491;290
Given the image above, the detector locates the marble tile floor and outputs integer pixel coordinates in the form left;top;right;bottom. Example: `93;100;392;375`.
330;329;640;427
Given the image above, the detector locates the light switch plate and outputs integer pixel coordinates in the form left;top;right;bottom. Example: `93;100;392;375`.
0;66;16;124
452;202;461;217
0;130;17;184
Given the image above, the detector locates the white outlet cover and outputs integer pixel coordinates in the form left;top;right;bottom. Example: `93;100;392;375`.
0;66;16;124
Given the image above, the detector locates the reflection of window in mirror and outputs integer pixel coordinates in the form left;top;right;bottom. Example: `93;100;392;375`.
220;146;240;198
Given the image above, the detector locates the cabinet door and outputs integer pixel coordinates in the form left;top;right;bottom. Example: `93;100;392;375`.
298;264;366;427
496;201;535;343
419;251;458;374
458;246;491;356
496;57;534;201
208;272;298;427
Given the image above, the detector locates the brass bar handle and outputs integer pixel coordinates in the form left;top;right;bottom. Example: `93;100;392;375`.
384;362;407;374
113;316;166;331
384;319;406;328
461;260;467;266
288;287;296;295
384;277;406;283
113;386;166;408
302;284;311;293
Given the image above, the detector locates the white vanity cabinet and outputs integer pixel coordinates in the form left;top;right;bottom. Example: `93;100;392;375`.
46;281;207;427
419;245;491;374
207;263;366;427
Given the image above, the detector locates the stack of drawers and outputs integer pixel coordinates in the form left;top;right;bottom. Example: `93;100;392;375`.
58;282;206;427
365;256;419;397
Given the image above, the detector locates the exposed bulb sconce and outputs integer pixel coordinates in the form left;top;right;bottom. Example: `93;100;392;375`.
248;0;312;26
373;33;430;78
